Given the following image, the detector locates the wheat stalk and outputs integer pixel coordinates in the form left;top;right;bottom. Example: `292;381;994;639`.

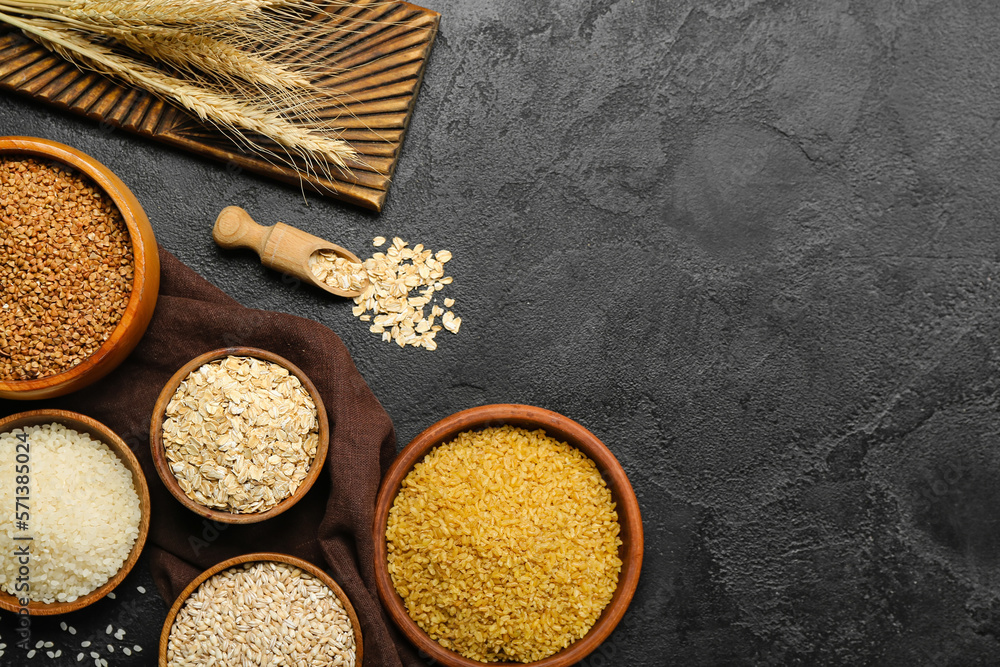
0;0;400;180
62;0;265;26
114;30;314;90
1;12;357;171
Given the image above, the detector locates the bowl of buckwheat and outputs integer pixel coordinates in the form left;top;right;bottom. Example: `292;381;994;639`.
149;347;329;523
0;136;160;400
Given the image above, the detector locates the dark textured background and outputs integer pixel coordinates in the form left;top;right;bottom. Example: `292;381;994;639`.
4;0;1000;664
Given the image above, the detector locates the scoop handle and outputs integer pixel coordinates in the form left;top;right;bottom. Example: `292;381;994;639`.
213;206;273;253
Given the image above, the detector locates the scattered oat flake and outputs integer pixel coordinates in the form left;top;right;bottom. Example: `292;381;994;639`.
442;311;462;334
444;297;455;307
310;237;460;350
372;236;386;246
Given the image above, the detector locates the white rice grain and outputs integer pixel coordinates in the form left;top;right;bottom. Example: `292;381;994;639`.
0;423;141;604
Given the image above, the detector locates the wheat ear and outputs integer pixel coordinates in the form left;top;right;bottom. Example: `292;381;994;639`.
3;13;356;170
114;30;314;90
60;0;265;26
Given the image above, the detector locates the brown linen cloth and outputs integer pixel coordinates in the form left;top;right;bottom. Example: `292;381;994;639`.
0;246;421;667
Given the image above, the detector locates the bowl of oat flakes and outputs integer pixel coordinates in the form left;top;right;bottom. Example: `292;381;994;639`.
0;136;159;400
149;347;329;523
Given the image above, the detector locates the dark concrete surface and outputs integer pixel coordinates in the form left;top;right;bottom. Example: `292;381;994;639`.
4;0;1000;664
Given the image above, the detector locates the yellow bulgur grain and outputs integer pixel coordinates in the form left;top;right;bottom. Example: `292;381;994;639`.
385;425;623;663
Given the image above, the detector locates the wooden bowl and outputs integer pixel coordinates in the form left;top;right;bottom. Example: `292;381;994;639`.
373;404;644;667
0;409;151;615
158;552;363;666
149;347;329;524
0;136;160;401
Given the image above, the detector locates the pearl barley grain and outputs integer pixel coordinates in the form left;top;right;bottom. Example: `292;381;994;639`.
166;562;355;667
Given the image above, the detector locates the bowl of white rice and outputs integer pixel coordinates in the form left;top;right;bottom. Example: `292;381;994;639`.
0;409;151;615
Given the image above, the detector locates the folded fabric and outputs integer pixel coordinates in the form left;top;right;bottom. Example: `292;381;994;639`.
0;245;420;667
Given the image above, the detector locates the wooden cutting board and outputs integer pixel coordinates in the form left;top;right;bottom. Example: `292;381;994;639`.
0;0;439;212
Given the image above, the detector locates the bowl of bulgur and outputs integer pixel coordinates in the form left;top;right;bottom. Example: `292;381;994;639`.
159;552;362;667
0;136;159;400
373;404;643;667
149;347;329;524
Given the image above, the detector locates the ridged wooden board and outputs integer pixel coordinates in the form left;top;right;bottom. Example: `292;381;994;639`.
0;1;439;211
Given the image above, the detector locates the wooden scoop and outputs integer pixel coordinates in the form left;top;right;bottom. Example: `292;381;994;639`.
213;206;367;298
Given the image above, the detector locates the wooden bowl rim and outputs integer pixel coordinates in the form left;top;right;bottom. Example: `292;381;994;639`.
372;403;644;667
0;409;151;616
0;136;158;395
149;347;330;524
158;551;363;667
